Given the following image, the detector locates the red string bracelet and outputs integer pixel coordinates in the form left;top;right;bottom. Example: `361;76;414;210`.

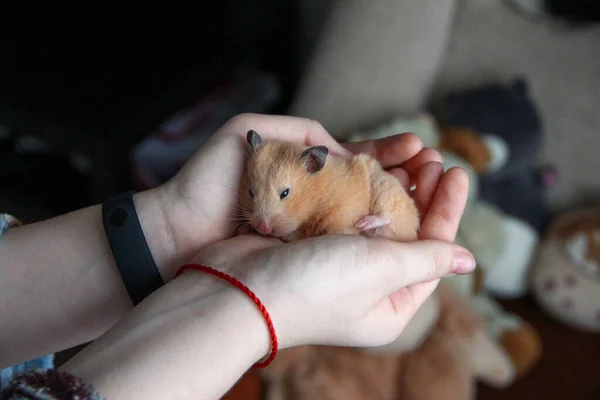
174;263;278;368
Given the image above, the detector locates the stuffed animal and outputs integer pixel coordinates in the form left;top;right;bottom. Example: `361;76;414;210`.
432;78;554;234
531;208;600;332
439;150;539;299
350;112;542;374
353;112;541;300
261;283;515;400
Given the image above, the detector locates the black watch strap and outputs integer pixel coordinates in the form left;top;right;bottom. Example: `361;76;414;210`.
102;190;164;305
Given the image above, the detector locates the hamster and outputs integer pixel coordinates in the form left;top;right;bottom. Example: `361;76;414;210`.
237;129;420;243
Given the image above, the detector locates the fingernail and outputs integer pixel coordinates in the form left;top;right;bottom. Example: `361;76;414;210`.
453;252;476;274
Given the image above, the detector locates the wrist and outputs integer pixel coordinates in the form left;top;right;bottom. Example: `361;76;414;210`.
131;188;181;281
137;180;222;282
61;271;274;400
187;272;273;364
178;264;284;364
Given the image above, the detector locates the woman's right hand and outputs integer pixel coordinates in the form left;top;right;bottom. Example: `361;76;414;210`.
187;233;475;351
184;149;473;350
59;232;473;400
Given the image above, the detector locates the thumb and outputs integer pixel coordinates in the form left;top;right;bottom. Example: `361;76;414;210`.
379;239;476;290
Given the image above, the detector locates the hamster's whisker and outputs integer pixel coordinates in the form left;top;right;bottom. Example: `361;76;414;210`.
231;208;251;217
229;216;251;222
233;206;252;216
231;214;252;222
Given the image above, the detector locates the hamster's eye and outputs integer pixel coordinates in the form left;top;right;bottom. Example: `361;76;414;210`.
249;188;255;199
280;188;290;199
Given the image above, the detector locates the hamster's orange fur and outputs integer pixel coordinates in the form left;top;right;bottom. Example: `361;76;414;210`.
238;133;420;242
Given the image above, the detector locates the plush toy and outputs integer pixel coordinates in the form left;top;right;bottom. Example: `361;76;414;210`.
351;112;542;372
531;208;600;332
261;283;515;400
432;78;554;234
439;150;539;299
429;152;541;376
354;112;541;299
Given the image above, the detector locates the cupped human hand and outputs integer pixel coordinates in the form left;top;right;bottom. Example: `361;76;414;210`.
181;137;471;348
152;113;444;278
184;227;474;350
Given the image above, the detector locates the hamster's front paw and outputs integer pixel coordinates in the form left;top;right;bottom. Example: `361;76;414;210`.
355;214;391;231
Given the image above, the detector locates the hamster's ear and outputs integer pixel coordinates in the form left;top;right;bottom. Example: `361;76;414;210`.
247;130;263;153
300;146;329;173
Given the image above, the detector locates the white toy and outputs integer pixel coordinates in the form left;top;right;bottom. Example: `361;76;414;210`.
531;208;600;332
351;112;543;380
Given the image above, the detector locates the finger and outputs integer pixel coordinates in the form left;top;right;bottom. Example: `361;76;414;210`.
223;113;352;157
375;239;475;291
419;167;469;242
401;148;443;182
413;162;445;217
342;133;423;168
386;167;410;190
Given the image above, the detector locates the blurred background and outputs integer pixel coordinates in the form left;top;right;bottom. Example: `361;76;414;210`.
0;0;598;399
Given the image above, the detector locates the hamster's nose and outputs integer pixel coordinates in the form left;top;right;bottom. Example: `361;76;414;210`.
258;221;273;235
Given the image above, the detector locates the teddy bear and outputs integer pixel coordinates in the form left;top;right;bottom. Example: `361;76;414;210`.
347;111;542;376
531;207;600;332
431;77;555;235
260;282;516;400
350;110;542;300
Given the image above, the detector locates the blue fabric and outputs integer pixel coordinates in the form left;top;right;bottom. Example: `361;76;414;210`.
0;214;56;390
0;355;55;390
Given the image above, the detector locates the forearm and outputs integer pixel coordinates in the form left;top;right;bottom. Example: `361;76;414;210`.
0;188;178;368
60;272;270;400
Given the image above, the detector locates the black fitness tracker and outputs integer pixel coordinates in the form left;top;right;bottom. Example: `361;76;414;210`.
102;190;164;305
